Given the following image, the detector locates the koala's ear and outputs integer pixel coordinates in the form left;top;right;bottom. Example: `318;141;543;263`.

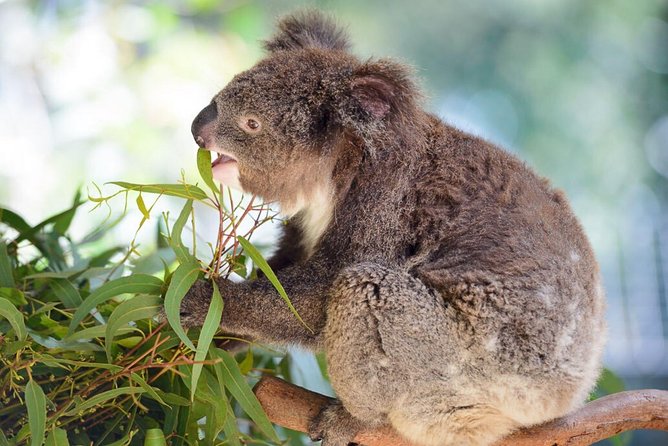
349;59;418;121
263;10;350;52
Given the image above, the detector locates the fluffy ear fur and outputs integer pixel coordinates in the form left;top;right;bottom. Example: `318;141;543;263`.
264;10;350;52
346;59;420;124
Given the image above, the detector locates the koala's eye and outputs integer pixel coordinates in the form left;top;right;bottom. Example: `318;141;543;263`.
238;116;262;134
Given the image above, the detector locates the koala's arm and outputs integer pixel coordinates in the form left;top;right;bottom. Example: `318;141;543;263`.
180;255;334;348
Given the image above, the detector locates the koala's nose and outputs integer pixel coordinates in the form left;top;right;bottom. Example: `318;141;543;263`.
191;101;218;148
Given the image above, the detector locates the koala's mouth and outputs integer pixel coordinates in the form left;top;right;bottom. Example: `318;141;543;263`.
210;151;241;189
211;152;237;167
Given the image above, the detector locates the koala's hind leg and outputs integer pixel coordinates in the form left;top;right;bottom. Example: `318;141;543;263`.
322;263;518;446
387;392;519;446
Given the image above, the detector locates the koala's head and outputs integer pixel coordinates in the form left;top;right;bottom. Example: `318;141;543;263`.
191;10;418;214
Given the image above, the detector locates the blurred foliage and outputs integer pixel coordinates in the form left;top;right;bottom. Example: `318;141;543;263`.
0;152;303;445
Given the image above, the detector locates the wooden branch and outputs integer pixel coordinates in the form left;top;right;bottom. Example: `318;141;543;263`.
253;376;668;446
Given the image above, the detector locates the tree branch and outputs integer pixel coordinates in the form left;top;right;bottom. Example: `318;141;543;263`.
253;376;668;446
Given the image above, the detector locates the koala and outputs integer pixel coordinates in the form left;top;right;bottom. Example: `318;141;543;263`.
182;10;606;446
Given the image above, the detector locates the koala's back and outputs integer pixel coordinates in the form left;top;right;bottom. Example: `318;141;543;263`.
398;115;606;419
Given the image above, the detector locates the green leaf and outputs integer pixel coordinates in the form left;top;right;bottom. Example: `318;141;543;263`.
24;267;87;279
221;395;241;446
143;429;167;446
0;430;10;446
116;336;143;348
197;149;221;197
89;247;124;267
63;387;145;416
154;390;191;407
130;372;168;407
191;281;223;399
0;287;27;305
25;380;47;446
105;295;162;362
68;274;163;334
170;200;196;265
316;351;329;380
211;348;279;442
237;236;313;333
593;368;626;398
194;366;229;446
6;201;84;261
0;207;32;235
230;255;247;278
103;430;136;446
0;297;27;341
63;324;134;343
110;182;209;201
2;340;30;355
136;194;151;220
49;279;83;308
28;332;103;352
45;428;69;446
53;190;81;235
0;242;14;288
35;354;122;372
164;260;201;351
239;347;253;375
53;205;77;236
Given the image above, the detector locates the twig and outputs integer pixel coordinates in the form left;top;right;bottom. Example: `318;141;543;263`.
252;376;668;446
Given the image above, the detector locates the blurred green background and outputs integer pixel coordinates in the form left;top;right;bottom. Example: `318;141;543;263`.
0;0;667;444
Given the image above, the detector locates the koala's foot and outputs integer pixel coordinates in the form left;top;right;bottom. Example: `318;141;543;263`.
308;400;363;446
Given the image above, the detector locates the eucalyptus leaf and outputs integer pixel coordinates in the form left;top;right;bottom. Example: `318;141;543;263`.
191;280;223;400
100;430;136;446
197;148;220;197
110;182;209;201
0;297;27;341
0;287;27;306
50;278;83;308
170;200;196;265
63;324;134;343
68;274;163;334
0;430;10;446
136;194;151;220
163;260;201;351
28;332;103;352
143;429;167;446
0;242;14;288
45;428;69;446
237;236;312;333
212;348;279;442
221;396;242;446
63;387;145;416
104;295;162;362
130;373;168;407
25;380;46;446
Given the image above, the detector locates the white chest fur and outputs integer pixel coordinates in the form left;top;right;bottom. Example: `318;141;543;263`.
281;184;334;257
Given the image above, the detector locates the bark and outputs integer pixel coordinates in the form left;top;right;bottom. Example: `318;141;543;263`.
253;376;668;446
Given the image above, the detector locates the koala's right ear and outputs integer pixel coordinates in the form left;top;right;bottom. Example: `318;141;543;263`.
263;10;350;52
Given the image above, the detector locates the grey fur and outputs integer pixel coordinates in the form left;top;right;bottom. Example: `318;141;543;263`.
181;10;607;446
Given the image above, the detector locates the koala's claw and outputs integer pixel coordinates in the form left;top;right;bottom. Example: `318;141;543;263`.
308;401;361;446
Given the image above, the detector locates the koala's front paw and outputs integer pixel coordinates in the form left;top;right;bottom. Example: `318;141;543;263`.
159;279;213;329
309;401;361;446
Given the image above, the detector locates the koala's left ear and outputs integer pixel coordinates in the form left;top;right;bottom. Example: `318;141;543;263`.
346;59;419;122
